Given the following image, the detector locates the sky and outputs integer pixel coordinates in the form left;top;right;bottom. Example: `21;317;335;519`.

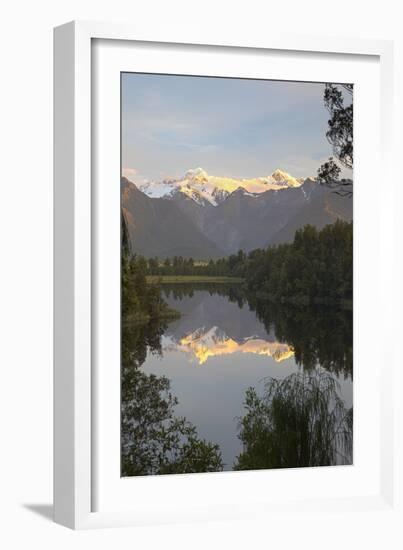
121;73;352;184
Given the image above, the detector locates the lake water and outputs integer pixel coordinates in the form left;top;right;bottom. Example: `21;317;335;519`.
136;284;353;471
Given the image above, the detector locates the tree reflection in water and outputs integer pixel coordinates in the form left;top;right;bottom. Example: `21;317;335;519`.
235;370;353;470
249;298;353;379
122;285;353;475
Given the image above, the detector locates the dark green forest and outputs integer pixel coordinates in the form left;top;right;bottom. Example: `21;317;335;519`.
143;220;353;307
245;221;352;306
121;253;181;323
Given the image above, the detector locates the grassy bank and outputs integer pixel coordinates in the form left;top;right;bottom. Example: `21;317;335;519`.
146;275;245;284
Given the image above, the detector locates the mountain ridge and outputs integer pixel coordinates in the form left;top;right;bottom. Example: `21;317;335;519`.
122;170;353;259
139;167;310;206
121;177;225;258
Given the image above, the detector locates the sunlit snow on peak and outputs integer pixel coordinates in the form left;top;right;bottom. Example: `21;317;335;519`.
137;167;313;206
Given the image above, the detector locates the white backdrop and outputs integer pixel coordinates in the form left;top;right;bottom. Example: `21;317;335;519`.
0;0;402;548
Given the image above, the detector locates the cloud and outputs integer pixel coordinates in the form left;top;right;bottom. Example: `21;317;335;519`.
122;167;138;178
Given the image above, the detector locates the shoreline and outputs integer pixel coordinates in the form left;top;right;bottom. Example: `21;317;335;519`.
146;275;245;284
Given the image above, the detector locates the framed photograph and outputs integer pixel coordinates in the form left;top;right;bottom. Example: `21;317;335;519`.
54;21;398;529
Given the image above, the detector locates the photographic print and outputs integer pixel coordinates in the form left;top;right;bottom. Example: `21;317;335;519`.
121;73;353;477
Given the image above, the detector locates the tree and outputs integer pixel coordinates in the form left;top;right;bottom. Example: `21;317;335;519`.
318;83;353;197
234;371;353;470
122;364;224;476
317;157;341;185
148;257;159;275
121;320;224;476
324;83;353;169
245;221;352;306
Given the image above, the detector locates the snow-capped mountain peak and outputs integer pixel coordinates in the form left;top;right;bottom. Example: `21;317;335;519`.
267;168;301;188
138;168;311;206
185;167;209;181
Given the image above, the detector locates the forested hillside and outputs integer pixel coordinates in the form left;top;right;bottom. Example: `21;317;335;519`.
143;221;353;307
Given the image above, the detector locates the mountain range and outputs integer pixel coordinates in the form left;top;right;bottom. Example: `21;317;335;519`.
138;167;303;206
122;168;352;258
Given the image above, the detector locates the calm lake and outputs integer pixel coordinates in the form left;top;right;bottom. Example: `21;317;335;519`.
134;283;353;471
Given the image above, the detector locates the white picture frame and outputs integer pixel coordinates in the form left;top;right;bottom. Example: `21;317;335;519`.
54;20;399;530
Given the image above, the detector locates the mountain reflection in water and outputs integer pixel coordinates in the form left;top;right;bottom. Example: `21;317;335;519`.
130;284;352;470
162;327;294;365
